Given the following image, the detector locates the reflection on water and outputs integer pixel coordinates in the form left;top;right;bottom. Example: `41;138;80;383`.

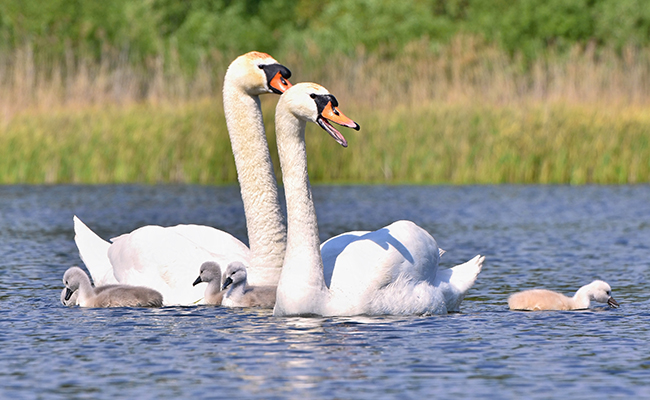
0;185;649;399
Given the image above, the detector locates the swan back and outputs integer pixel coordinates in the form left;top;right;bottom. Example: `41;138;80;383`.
193;261;225;305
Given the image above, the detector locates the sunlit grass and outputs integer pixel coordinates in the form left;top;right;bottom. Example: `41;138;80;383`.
1;36;649;184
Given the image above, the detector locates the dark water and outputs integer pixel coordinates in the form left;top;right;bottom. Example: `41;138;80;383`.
1;185;649;399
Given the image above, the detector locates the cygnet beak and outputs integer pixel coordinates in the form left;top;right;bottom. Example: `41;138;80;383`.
607;296;619;308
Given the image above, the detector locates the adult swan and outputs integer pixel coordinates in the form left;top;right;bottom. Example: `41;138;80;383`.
73;52;292;305
272;83;485;317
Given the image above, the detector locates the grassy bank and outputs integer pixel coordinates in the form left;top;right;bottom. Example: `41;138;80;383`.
1;38;649;184
1;99;648;185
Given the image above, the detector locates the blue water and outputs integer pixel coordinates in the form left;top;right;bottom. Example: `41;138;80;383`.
1;185;649;399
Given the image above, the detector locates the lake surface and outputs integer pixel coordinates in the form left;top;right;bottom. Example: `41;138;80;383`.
0;185;649;399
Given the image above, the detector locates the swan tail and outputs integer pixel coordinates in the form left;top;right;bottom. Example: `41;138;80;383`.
434;254;484;312
73;216;118;286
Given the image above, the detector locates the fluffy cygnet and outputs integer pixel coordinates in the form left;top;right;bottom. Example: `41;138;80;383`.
63;266;163;308
192;261;225;305
508;280;619;311
61;284;125;306
221;262;277;308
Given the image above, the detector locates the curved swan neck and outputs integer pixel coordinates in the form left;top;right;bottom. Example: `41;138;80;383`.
274;102;328;309
223;81;286;286
75;272;95;306
571;286;592;309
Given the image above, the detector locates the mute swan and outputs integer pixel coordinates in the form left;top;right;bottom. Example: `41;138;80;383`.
220;261;277;308
272;83;484;317
192;261;225;305
508;280;619;311
63;266;163;308
73;52;292;305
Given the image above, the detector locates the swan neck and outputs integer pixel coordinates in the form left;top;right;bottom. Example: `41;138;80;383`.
223;83;286;285
572;286;591;309
274;103;328;313
77;273;96;306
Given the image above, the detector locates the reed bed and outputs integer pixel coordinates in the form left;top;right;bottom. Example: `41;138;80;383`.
1;37;649;184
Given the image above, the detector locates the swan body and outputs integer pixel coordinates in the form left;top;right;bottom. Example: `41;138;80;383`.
63;266;163;308
221;262;277;308
272;83;484;317
192;261;225;305
508;280;619;311
73;52;292;305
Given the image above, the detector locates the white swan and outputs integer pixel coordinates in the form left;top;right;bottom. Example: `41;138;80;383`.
63;266;163;308
272;83;485;317
192;261;225;305
73;52;292;305
508;280;619;311
221;261;277;308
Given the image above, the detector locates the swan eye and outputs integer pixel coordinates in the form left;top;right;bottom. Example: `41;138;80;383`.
310;93;316;99
258;64;265;70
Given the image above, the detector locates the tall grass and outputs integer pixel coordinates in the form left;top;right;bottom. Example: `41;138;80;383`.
1;37;649;184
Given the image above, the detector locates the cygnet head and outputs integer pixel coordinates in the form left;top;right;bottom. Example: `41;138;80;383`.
225;51;292;96
193;261;222;286
222;262;249;291
585;280;619;308
62;266;89;302
279;82;361;148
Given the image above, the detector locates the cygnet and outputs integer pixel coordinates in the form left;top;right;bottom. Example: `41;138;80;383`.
61;284;124;306
221;262;277;309
63;266;163;308
508;280;619;311
192;261;225;305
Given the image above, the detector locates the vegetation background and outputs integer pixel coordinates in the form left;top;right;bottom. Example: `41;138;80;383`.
0;0;649;184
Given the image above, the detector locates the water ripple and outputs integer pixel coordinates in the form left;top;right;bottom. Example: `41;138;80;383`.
0;185;649;399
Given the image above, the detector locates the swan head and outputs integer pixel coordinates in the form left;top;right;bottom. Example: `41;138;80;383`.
225;51;292;96
584;280;619;308
222;261;248;290
193;261;222;286
62;266;87;301
280;82;360;147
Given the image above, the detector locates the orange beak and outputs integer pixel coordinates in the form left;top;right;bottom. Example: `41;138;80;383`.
269;71;292;94
317;101;360;148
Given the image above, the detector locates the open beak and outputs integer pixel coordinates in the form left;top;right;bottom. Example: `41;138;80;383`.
607;296;619;308
192;276;203;286
317;101;360;148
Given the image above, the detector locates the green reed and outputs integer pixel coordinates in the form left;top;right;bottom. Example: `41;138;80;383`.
1;99;647;184
1;37;649;184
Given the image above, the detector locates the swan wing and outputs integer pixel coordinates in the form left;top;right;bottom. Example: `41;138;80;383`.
108;225;250;306
433;255;485;312
73;216;118;286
